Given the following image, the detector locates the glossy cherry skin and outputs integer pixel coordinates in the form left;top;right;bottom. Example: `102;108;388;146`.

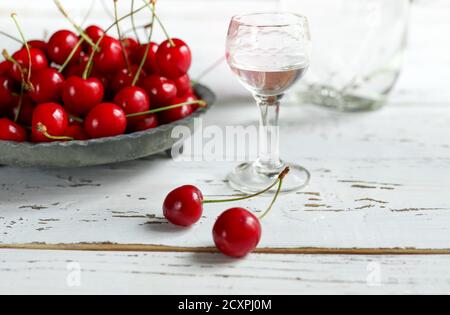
156;39;191;79
133;42;159;74
31;103;69;143
213;208;262;258
158;95;195;124
8;95;35;125
163;185;204;227
65;124;89;140
0;118;27;142
84;103;127;138
110;65;146;92
0;76;16;109
62;76;104;116
47;30;82;65
0;61;12;76
94;36;126;74
123;38;139;59
26;40;48;55
128;114;158;132
10;48;48;82
141;75;177;107
113;86;150;123
29;68;64;103
174;74;191;97
84;25;105;50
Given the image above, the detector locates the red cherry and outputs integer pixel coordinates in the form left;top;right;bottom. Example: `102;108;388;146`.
93;36;126;74
158;96;194;124
47;30;82;65
63;54;89;78
65;124;89;140
84;103;127;138
0;61;12;76
174;74;191;97
0;76;16;109
156;39;191;79
31;103;69;143
84;25;105;50
29;68;64;103
213;208;262;258
0;118;27;142
132;42;159;74
114;86;150;124
8;95;35;125
123;38;139;59
10;48;48;82
163;185;204;227
141;75;177;107
62;76;104;116
26;40;48;54
128;114;158;132
110;65;146;92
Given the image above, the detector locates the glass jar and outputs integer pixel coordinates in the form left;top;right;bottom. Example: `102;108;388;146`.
279;0;411;111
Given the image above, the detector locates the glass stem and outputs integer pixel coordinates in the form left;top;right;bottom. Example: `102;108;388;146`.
254;94;284;174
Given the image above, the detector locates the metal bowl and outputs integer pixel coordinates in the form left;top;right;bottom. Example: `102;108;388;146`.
0;84;216;168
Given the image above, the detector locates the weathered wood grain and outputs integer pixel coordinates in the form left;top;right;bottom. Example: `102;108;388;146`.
1;249;449;294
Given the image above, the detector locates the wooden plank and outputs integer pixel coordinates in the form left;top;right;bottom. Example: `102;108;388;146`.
1;102;450;249
1;249;449;294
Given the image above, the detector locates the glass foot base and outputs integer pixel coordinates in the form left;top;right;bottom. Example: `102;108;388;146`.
228;162;310;194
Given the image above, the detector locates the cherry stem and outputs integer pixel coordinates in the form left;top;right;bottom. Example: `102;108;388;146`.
14;83;25;123
36;123;74;141
53;0;99;50
130;0;141;44
83;0;154;79
69;115;84;123
126;100;206;118
80;0;96;27
203;167;290;205
258;167;289;220
59;38;85;73
10;13;34;90
2;49;31;91
132;1;156;86
114;0;131;73
0;30;22;44
142;0;175;47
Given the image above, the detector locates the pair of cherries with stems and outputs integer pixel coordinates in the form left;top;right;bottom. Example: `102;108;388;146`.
163;168;290;258
0;0;201;143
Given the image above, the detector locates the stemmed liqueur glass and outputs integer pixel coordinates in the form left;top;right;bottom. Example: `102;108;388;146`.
226;13;312;193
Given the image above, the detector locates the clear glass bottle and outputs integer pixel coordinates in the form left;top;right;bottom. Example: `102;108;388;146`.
279;0;411;111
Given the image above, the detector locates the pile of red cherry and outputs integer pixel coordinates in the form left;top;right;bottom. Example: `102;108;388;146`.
0;2;204;143
163;168;290;258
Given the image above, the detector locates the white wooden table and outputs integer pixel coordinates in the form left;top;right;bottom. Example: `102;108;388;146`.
1;0;450;295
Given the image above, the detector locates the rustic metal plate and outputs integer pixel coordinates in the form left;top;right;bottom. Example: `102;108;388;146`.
0;84;216;167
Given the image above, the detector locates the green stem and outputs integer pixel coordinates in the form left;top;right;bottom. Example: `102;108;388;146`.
69;115;84;123
0;30;22;44
83;0;154;79
59;38;85;73
132;1;156;86
142;0;175;47
36;123;74;141
126;100;206;118
203;167;290;205
2;49;30;91
53;0;99;50
130;0;141;44
11;13;33;89
114;0;131;73
258;176;285;220
14;83;25;123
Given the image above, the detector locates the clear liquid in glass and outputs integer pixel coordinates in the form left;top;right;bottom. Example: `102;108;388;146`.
228;55;309;96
